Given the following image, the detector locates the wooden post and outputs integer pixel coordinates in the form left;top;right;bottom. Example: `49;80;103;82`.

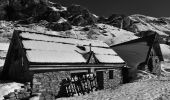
89;43;92;52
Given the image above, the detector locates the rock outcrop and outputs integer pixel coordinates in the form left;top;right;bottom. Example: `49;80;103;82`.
67;5;97;26
47;21;72;31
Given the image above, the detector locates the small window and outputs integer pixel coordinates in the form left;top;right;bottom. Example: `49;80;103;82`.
109;70;113;79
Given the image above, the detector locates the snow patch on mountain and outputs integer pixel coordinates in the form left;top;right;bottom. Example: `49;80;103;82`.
57;17;67;23
95;24;138;45
129;14;170;36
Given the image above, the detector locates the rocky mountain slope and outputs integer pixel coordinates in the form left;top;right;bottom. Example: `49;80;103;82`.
1;0;170;43
98;14;170;42
128;15;170;38
0;0;138;45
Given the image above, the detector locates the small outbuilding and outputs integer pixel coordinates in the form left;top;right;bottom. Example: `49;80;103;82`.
2;29;125;97
111;33;164;82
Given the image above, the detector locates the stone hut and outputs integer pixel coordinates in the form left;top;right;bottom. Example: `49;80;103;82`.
111;33;164;82
2;29;125;97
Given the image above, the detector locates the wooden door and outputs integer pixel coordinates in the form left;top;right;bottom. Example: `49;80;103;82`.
96;71;104;90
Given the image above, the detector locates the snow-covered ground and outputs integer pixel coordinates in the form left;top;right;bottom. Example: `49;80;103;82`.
56;77;170;100
0;43;23;100
0;43;9;67
0;43;9;51
157;44;170;74
160;44;170;62
0;82;23;100
0;59;5;67
129;14;170;36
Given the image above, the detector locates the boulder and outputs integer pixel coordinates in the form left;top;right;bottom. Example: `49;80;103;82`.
67;5;97;26
59;11;69;19
72;15;86;26
62;22;72;31
107;14;132;29
48;21;72;31
84;14;96;25
67;4;96;26
45;10;60;22
71;14;95;26
31;3;49;17
33;7;60;22
52;2;62;9
107;14;124;28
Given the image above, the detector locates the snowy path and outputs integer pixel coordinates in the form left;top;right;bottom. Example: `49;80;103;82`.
57;78;170;100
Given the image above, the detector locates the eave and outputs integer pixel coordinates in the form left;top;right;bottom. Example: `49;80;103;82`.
29;63;125;71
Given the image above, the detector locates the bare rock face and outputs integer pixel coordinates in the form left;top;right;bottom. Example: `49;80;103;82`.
0;1;97;27
72;15;86;26
67;4;96;26
52;2;62;9
47;21;72;31
0;0;8;20
107;14;130;29
0;0;50;20
59;11;69;19
43;9;60;22
0;8;6;20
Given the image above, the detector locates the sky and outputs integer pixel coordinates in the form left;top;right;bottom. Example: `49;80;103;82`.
53;0;170;17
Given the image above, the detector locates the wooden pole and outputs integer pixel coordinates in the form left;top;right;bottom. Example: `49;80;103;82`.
89;43;92;52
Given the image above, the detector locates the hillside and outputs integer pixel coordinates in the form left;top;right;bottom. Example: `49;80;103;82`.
128;14;170;36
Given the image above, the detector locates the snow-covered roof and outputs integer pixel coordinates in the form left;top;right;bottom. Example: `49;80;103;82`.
95;55;124;63
160;44;170;62
26;50;86;63
0;59;5;67
0;43;9;51
19;31;124;64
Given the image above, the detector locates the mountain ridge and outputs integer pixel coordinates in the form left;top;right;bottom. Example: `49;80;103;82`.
0;0;170;45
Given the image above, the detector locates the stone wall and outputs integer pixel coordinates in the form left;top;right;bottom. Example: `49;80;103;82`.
32;71;71;97
32;69;123;98
103;69;122;89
